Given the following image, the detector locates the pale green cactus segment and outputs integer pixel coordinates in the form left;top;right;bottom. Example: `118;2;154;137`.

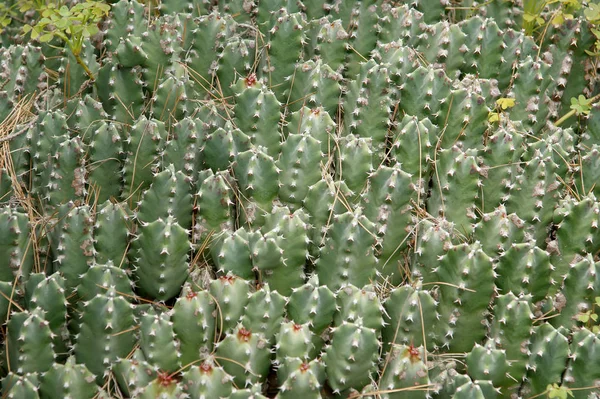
411;218;456;282
33;134;86;208
574;145;600;199
233;147;279;212
478;124;525;213
305;18;348;73
275;322;317;363
217;37;255;99
465;343;509;388
287;275;336;335
26;273;69;360
286;106;337;157
214;324;272;388
137;14;184;92
139;308;180;373
40;356;98;399
472;205;526;257
399;66;452;127
488;294;534;389
276;358;325;399
390;115;437;179
2;373;40;399
336;134;373;195
441;89;489;150
122;116;167;203
74;288;136;382
209;274;251;337
201;122;249;172
549;195;600;281
233;75;282;157
379;344;430;399
103;0;146;53
87;122;124;202
286;60;343;117
150;67;191;127
180;358;234;399
194;169;234;242
551;254;600;331
495;243;553;301
76;262;134;302
211;227;253;279
333;284;384;332
341;0;380;77
452;380;490;399
162;117;204;182
0;207;34;282
343;60;392;156
0;281;13;323
234;149;279;228
432;243;495;352
382;283;438;351
7;308;55;374
53;203;95;291
95;62;145;125
131;215;191;301
521;324;569;398
509;57;552;133
427;147;483;236
262;10;305;101
240;283;286;342
94;200;131;267
361;165;419;284
504;152;560;246
323;321;380;394
113;353;158;398
172;284;217;366
563;329;600;395
315;210;378;291
136;164;193;229
158;0;210;16
230;388;269;399
303;179;352;257
259;206;309;295
138;376;186;399
277;133;326;210
67;94;108;137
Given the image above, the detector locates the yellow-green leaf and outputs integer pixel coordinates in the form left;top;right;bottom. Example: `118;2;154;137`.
496;98;516;110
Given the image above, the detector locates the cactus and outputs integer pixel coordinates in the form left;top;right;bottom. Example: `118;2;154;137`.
323;321;380;394
39;356;98;399
131;216;191;301
378;344;431;399
214;324;272;388
74;287;136;382
7;308;55;374
181;358;234;399
171;284;217;367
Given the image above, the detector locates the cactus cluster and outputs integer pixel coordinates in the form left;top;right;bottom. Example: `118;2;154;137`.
1;0;600;398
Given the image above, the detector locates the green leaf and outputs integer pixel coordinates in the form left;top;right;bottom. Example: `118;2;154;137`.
39;33;54;42
577;311;591;323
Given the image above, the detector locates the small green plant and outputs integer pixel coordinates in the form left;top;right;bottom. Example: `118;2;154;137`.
22;0;110;80
0;3;17;33
522;0;581;36
546;383;574;399
576;296;600;333
555;93;600;126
